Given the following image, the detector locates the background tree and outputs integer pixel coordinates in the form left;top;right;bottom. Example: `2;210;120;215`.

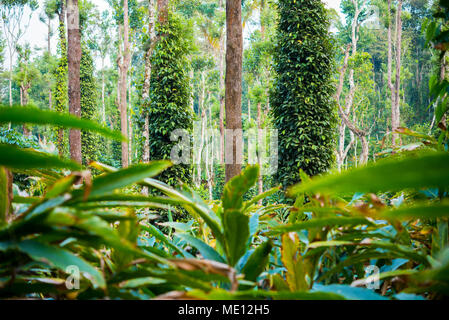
0;0;37;106
67;0;82;163
270;0;337;188
148;6;194;186
224;0;243;182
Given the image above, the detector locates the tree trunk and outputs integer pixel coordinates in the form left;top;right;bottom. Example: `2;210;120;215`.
219;32;225;164
257;101;263;204
67;0;82;164
57;1;66;157
118;0;132;168
392;0;403;147
157;0;168;24
225;0;243;182
142;0;156;194
48;19;53;111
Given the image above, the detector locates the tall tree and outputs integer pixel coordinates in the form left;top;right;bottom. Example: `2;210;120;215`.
53;0;68;156
392;0;403;147
141;0;156;196
80;43;98;165
0;0;37;107
224;0;243;182
117;0;131;168
67;0;82;163
41;0;56;111
271;0;337;188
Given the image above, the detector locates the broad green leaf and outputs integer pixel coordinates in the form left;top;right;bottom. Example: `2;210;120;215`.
45;175;77;199
186;288;345;300
223;209;250;266
175;232;225;263
91;162;225;246
241;240;273;282
222;166;259;211
281;233;308;291
290;152;449;195
0;106;124;141
269;217;372;235
141;224;184;257
88;161;171;197
1;240;106;289
118;277;166;288
243;186;281;210
0;167;12;226
0;144;81;170
312;284;388;300
308;240;429;265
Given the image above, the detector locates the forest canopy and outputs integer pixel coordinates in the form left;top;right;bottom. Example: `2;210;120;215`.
0;0;449;301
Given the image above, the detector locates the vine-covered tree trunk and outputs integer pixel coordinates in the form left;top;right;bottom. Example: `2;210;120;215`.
67;0;82;164
54;0;67;157
225;0;243;182
80;44;98;165
271;0;337;187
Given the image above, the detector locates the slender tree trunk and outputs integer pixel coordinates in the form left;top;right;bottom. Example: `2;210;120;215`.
225;0;243;182
142;0;156;195
257;101;263;204
219;33;225;164
118;0;132;168
392;0;403;147
67;0;82;164
101;57;106;123
8;50;12;107
387;0;395;148
48;20;53;111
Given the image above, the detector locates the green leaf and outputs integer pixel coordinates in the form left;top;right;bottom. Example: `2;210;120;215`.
88;161;171;197
223;210;250;266
0;106;124;141
269;217;373;235
0;167;12;226
382;203;449;220
241;240;273;282
222;166;259;211
45;175;77;199
290;152;449;195
312;284;388;300
141;224;184;257
175;232;225;263
2;240;106;289
0;144;81;170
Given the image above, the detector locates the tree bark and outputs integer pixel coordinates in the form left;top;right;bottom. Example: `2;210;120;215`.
157;0;168;24
257;101;263;204
118;0;132;168
392;0;403;147
225;0;243;182
67;0;82;164
142;0;156;194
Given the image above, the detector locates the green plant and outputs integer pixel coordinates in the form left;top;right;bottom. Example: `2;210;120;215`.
270;0;337;189
147;10;194;187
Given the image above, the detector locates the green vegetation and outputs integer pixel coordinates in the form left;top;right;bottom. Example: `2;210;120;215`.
0;0;448;301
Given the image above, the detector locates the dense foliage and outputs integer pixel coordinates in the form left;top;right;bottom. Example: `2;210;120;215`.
0;0;448;302
147;11;194;187
270;0;337;188
80;43;99;165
